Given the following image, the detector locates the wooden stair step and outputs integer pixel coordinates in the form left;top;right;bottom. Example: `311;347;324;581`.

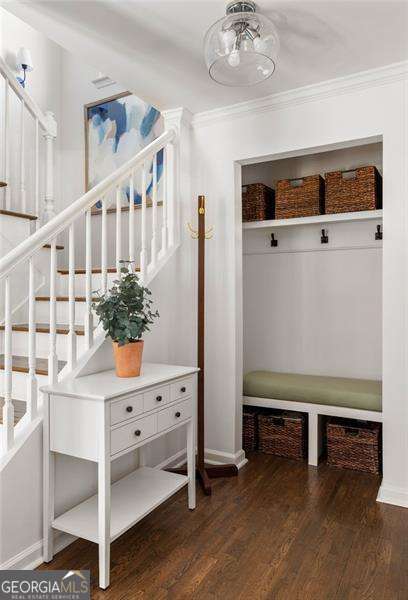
36;296;98;302
0;209;37;221
0;397;25;425
0;323;85;336
58;267;117;275
91;200;163;216
0;181;7;187
0;355;65;376
43;243;64;250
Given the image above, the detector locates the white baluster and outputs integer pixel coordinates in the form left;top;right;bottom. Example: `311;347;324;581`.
128;171;135;266
160;146;168;258
20;99;26;213
67;224;77;370
140;161;147;282
116;186;122;277
43;112;56;223
85;209;93;350
167;142;175;248
34;118;40;222
3;80;10;210
48;240;58;385
150;154;158;270
27;258;38;419
101;196;108;293
3;276;14;452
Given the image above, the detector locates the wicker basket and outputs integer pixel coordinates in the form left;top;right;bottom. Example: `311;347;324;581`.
258;410;306;460
275;175;325;219
325;166;382;214
242;183;275;222
243;407;258;452
327;418;381;474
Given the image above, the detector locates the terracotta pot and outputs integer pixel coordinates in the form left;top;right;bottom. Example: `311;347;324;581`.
112;340;144;377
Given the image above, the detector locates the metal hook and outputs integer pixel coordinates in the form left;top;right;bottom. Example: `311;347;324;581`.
321;229;329;244
270;233;278;247
375;224;383;240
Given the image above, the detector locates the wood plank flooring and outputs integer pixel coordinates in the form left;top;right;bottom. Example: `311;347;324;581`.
38;453;408;599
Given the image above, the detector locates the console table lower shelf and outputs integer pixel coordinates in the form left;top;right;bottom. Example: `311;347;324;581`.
52;468;188;544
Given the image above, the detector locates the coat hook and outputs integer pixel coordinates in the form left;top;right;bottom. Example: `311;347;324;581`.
270;233;278;247
321;228;329;244
375;224;383;240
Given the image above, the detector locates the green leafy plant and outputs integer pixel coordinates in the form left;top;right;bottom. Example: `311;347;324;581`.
92;263;159;346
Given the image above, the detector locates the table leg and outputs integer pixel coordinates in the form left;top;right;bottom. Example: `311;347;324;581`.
43;393;54;562
98;410;111;589
187;418;196;510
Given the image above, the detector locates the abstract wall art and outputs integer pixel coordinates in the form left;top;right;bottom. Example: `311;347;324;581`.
84;91;163;211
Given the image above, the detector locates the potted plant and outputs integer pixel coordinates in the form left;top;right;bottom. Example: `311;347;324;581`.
93;264;159;377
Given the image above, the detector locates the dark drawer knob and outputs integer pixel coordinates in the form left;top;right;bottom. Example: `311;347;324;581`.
156;395;162;402
180;386;186;393
126;406;133;413
134;429;141;436
175;411;181;418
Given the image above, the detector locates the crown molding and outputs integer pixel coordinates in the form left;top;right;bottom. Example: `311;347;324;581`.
192;60;408;127
162;107;194;129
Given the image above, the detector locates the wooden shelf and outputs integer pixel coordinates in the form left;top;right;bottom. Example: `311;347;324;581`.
52;467;188;543
243;210;383;230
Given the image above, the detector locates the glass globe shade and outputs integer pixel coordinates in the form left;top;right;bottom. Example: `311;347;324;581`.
204;6;279;86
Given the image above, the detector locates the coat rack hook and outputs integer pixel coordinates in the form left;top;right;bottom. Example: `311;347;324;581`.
375;224;383;240
270;233;278;247
321;228;329;244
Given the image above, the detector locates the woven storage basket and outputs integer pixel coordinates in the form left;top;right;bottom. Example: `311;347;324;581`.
325;166;382;214
242;183;275;222
327;418;381;474
275;175;325;219
258;411;306;460
243;407;258;452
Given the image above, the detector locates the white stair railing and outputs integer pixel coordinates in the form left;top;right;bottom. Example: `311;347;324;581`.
0;128;178;453
0;56;57;221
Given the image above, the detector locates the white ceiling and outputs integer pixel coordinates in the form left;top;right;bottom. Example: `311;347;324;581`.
6;0;408;113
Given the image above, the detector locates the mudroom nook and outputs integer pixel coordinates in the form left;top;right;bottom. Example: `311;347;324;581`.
241;139;383;472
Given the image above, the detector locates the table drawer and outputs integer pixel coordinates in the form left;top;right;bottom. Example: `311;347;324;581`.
171;378;193;402
111;413;157;455
110;394;144;426
144;385;170;412
158;398;192;432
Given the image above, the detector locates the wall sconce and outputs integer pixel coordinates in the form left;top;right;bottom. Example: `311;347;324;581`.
16;47;33;88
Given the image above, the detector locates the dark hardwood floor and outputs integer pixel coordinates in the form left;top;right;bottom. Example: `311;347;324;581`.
39;453;408;599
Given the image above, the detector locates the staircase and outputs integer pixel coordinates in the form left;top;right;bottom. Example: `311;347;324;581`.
0;56;179;457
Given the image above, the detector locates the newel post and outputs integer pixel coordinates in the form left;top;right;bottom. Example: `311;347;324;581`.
161;108;192;247
42;110;57;224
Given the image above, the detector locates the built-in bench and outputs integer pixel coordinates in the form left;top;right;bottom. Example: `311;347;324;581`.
243;371;382;466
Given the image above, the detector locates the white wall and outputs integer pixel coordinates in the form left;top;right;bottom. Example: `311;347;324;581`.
0;7;62;215
192;67;408;507
243;226;382;380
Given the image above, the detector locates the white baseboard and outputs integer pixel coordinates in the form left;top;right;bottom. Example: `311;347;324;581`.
0;531;76;571
377;483;408;508
154;447;248;471
204;447;248;470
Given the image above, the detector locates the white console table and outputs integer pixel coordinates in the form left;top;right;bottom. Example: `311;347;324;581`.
42;363;198;589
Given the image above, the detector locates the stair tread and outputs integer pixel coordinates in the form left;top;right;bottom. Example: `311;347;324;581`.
36;296;98;302
43;244;64;250
0;355;66;376
0;181;7;187
0;323;85;335
91;200;163;216
0;397;26;425
0;209;37;221
58;267;140;275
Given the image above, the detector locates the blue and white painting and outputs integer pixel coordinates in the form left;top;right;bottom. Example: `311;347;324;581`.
85;92;163;210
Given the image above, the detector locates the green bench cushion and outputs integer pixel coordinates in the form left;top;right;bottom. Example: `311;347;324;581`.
243;371;382;412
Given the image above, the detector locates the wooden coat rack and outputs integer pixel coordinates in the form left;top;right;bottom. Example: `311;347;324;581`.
170;195;238;495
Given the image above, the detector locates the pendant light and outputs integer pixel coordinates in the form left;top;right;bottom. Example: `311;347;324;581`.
204;1;279;87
